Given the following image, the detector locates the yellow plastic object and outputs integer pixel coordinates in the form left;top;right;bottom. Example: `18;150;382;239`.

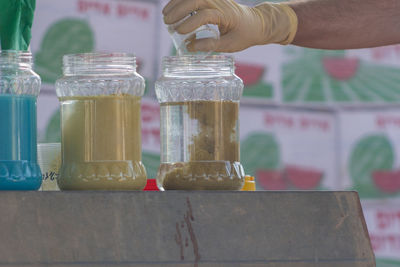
241;175;256;191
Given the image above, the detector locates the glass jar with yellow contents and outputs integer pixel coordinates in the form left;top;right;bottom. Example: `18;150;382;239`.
56;53;147;190
155;55;245;190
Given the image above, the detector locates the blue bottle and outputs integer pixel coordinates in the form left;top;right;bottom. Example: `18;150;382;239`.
0;51;41;190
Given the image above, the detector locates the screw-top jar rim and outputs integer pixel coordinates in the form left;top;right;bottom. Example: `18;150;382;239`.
0;50;32;68
0;50;40;96
162;55;234;76
63;52;137;76
56;52;145;98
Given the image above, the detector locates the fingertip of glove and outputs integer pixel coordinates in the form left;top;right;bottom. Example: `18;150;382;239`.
162;1;173;15
162;6;168;15
175;23;193;35
163;15;172;24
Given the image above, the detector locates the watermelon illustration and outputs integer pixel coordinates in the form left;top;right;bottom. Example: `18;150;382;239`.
240;133;281;190
242;81;274;98
235;62;265;86
285;165;323;190
349;135;395;198
372;170;400;194
256;170;286;190
282;48;400;103
235;62;274;99
322;57;359;81
35;19;95;84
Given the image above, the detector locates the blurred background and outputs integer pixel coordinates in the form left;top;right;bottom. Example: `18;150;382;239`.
31;0;400;265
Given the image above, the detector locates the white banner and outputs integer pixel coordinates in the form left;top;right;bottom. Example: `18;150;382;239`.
362;200;400;263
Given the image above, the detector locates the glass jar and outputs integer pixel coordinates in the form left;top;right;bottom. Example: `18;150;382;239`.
55;53;147;190
0;50;42;190
155;55;245;190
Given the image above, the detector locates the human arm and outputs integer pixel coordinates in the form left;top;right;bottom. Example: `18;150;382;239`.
163;0;400;52
163;0;297;52
290;0;400;49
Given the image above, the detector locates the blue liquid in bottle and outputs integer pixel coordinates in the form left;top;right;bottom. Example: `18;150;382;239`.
0;95;42;190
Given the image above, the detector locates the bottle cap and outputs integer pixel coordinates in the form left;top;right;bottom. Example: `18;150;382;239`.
241;175;256;191
143;179;159;191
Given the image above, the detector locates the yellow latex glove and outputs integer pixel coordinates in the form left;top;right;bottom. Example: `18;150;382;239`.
163;0;298;53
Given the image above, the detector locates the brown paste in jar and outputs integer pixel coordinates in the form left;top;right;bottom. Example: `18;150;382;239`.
159;100;244;190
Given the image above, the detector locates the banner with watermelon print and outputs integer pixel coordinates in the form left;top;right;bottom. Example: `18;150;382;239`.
31;0;159;87
141;97;161;179
240;105;338;191
239;105;400;265
234;45;281;102
239;105;400;197
281;47;400;105
340;108;400;199
362;199;400;266
31;0;160;141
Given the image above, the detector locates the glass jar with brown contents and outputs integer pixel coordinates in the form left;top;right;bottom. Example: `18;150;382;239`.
155;55;245;190
55;53;147;190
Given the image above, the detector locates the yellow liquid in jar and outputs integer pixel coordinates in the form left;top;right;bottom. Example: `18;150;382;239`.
59;94;146;190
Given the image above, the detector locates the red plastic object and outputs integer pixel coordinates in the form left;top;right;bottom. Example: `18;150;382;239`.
322;57;359;81
143;179;159;191
256;170;287;190
285;165;323;190
372;170;400;194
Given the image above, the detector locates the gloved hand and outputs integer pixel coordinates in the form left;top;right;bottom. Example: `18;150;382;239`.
163;0;298;53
